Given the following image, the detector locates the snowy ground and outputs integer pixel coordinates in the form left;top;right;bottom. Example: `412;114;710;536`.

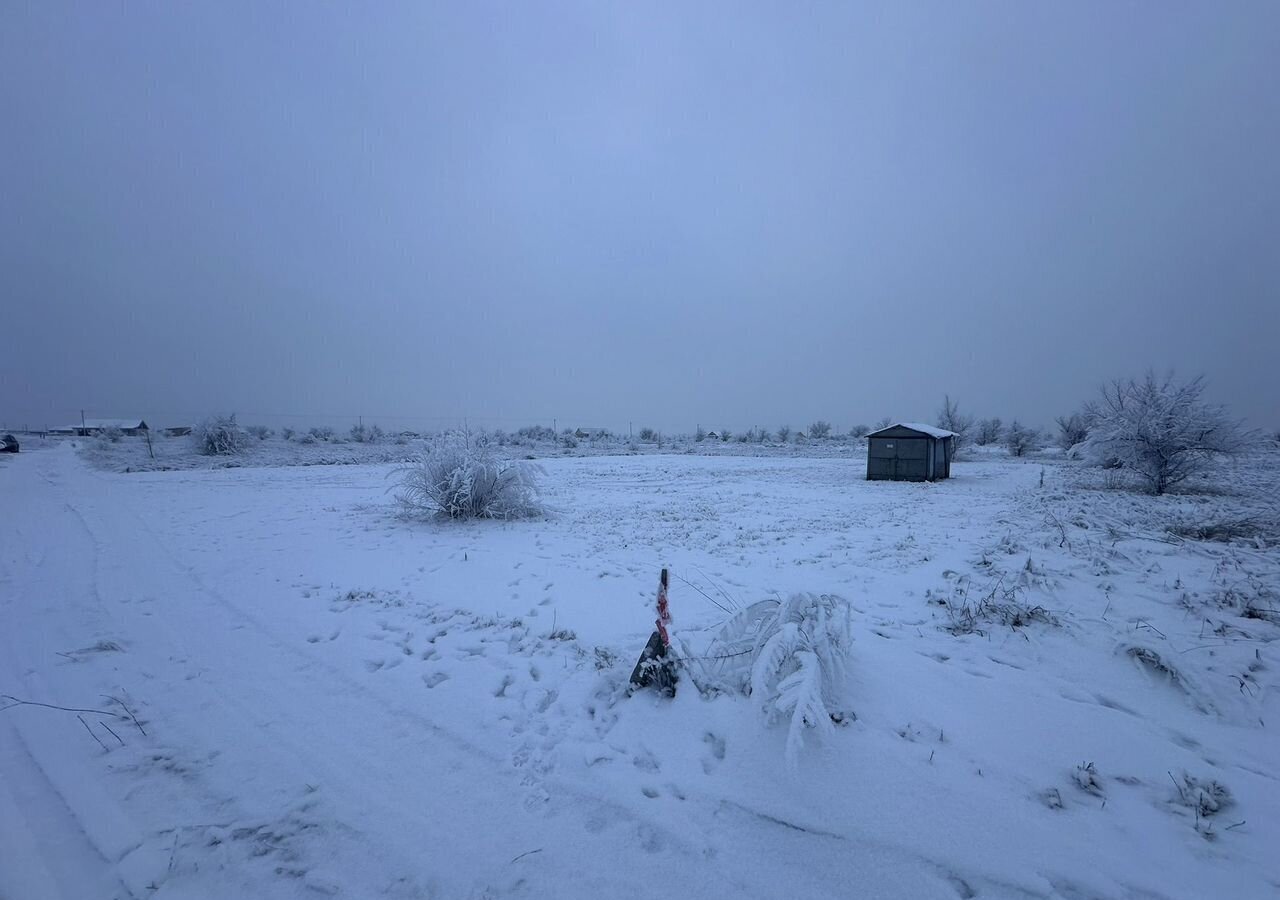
2;441;1279;899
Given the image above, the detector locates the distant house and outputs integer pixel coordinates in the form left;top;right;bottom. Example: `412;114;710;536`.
866;422;956;482
164;425;193;437
55;418;151;437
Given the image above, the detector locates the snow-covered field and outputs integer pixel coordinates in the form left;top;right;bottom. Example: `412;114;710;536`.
3;441;1278;899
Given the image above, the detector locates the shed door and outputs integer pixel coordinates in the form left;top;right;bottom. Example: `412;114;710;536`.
893;438;928;480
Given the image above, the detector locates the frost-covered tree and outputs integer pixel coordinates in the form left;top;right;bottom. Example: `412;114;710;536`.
849;424;870;439
1082;373;1247;495
873;416;892;431
396;432;543;520
193;414;249;456
1003;420;1038;457
1054;412;1089;451
638;427;657;442
720;429;732;442
807;420;832;439
695;425;707;442
776;425;791;443
975;417;1003;446
937;395;974;452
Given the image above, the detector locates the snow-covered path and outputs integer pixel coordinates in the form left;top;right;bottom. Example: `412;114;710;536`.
3;443;1278;899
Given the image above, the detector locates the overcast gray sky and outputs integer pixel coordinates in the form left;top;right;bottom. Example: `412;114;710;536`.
2;2;1277;434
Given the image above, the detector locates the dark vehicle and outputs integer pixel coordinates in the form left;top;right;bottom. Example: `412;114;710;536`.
0;434;19;453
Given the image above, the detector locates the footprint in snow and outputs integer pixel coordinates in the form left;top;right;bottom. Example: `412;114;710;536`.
422;672;449;688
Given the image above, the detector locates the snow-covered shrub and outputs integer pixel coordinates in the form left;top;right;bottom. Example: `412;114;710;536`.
246;425;271;440
1082;373;1247;494
873;416;892;431
281;427;296;441
308;426;334;442
807;420;832;439
99;425;124;443
1072;762;1103;796
849;424;870;439
192;415;249;456
638;427;657;441
720;429;732;442
703;594;853;761
1004;420;1039;457
395;432;543;520
935;577;1057;635
695;426;707;442
349;423;385;444
1173;772;1233;818
776;425;791;443
517;424;556;442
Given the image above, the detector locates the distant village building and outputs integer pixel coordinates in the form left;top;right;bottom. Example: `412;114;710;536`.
53;418;151;437
164;425;193;437
865;423;956;482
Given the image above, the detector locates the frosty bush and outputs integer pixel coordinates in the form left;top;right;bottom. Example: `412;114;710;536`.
776;425;791;443
807;420;832;439
395;432;543;520
517;424;556;442
99;425;124;443
192;415;249;456
1004;420;1040;457
705;594;853;762
281;427;296;441
1082;373;1247;494
849;424;870;439
246;425;272;440
350;423;385;444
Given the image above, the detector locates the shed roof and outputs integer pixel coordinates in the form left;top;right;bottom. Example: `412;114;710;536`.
86;418;148;429
867;422;957;439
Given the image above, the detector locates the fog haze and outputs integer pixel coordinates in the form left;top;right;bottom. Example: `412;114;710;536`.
3;2;1277;433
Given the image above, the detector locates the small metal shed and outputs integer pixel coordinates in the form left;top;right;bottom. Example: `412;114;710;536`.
866;422;957;482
